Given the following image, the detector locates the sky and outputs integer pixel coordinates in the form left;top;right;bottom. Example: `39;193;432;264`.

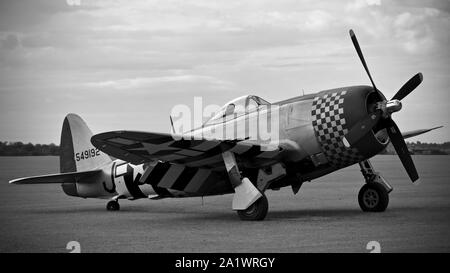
0;0;449;144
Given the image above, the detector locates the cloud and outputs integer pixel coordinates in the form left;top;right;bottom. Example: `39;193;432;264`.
0;0;96;31
367;0;382;6
0;0;449;143
304;10;334;30
346;0;382;11
391;0;450;14
84;75;236;91
392;8;447;53
1;34;19;50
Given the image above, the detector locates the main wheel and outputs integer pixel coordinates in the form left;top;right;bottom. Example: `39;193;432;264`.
358;183;389;212
106;200;120;211
237;194;268;221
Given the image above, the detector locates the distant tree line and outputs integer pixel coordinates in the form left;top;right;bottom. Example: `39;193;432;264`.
0;140;448;156
383;141;449;155
0;141;59;156
407;141;450;155
408;141;450;150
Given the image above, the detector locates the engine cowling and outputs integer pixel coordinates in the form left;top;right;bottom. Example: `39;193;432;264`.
310;85;388;169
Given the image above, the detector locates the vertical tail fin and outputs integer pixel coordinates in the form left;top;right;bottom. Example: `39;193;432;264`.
60;113;112;173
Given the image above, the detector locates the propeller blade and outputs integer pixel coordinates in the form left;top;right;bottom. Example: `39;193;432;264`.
349;29;377;91
385;119;419;182
391;73;423;101
343;111;382;147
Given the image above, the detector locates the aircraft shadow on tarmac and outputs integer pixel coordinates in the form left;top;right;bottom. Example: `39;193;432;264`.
175;206;432;223
180;208;380;222
21;199;431;223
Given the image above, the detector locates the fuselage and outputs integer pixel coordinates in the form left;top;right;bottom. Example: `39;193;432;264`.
63;85;390;200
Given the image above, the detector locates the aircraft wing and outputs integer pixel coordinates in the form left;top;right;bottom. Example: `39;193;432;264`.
402;126;443;140
91;131;282;170
9;169;102;184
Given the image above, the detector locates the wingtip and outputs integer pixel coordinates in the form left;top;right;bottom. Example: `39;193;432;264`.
428;125;444;132
9;179;19;184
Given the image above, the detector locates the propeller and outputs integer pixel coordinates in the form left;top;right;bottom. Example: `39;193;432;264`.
343;29;422;183
385;119;419;182
349;29;377;92
392;72;423;101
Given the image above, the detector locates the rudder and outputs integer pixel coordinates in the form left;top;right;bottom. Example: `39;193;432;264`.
60;113;111;173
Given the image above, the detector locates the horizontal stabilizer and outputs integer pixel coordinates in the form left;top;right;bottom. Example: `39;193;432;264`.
402;126;443;139
9;169;102;185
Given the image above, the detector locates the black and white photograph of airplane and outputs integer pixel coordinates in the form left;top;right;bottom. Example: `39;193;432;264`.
0;0;449;255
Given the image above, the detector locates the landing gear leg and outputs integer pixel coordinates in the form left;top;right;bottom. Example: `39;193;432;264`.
358;160;392;212
106;200;120;211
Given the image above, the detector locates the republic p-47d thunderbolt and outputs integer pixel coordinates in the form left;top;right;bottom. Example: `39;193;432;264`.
10;30;442;220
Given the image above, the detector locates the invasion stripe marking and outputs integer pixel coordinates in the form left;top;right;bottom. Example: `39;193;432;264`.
145;162;171;186
157;164;185;188
170;167;198;191
124;171;146;198
203;160;229;170
185;154;224;168
183;168;213;193
151;185;172;197
139;162;156;183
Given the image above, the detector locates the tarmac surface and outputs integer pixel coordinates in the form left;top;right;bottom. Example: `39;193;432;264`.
0;155;449;252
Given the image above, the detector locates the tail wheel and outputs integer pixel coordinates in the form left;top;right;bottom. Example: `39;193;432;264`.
358;183;389;212
106;200;120;211
237;194;268;221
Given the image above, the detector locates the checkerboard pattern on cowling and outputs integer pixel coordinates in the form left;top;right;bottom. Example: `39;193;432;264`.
311;90;365;167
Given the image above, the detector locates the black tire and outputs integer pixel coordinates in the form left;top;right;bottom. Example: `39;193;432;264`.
358;183;389;212
106;200;120;211
237;194;268;221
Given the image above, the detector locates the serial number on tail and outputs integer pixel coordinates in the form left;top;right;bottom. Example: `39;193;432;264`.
75;148;101;161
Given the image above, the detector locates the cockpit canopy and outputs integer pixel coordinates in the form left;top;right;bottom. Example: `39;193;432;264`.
204;95;270;125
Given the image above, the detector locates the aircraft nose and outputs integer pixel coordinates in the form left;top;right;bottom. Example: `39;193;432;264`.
310;86;388;168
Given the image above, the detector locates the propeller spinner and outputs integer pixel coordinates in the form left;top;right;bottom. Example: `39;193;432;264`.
343;29;422;182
